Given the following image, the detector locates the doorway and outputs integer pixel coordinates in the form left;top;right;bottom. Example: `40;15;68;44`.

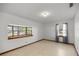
55;23;68;43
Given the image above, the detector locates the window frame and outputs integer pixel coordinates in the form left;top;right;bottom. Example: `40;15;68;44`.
8;25;33;40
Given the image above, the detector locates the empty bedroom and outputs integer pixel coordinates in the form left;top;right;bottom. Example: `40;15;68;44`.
0;3;79;56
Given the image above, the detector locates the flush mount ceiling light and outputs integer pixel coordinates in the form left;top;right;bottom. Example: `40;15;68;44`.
40;11;50;17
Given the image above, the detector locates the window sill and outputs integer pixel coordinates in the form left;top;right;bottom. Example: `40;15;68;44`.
8;34;33;40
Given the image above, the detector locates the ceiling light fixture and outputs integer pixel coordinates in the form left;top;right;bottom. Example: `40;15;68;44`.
40;11;50;17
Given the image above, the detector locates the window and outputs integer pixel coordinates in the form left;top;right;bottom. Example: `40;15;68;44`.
56;23;67;36
8;25;13;37
19;27;26;35
63;23;67;36
27;27;32;35
8;24;32;39
14;26;19;36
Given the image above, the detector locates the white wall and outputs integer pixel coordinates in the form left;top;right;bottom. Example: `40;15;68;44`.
43;18;75;44
0;4;77;54
0;12;44;53
74;9;79;55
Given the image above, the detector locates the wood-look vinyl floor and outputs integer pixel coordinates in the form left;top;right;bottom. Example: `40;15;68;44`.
1;40;77;56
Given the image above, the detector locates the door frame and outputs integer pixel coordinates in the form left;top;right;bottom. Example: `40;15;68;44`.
55;23;68;43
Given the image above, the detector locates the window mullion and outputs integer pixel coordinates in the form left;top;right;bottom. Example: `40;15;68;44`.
17;26;20;36
12;26;14;37
25;27;27;35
